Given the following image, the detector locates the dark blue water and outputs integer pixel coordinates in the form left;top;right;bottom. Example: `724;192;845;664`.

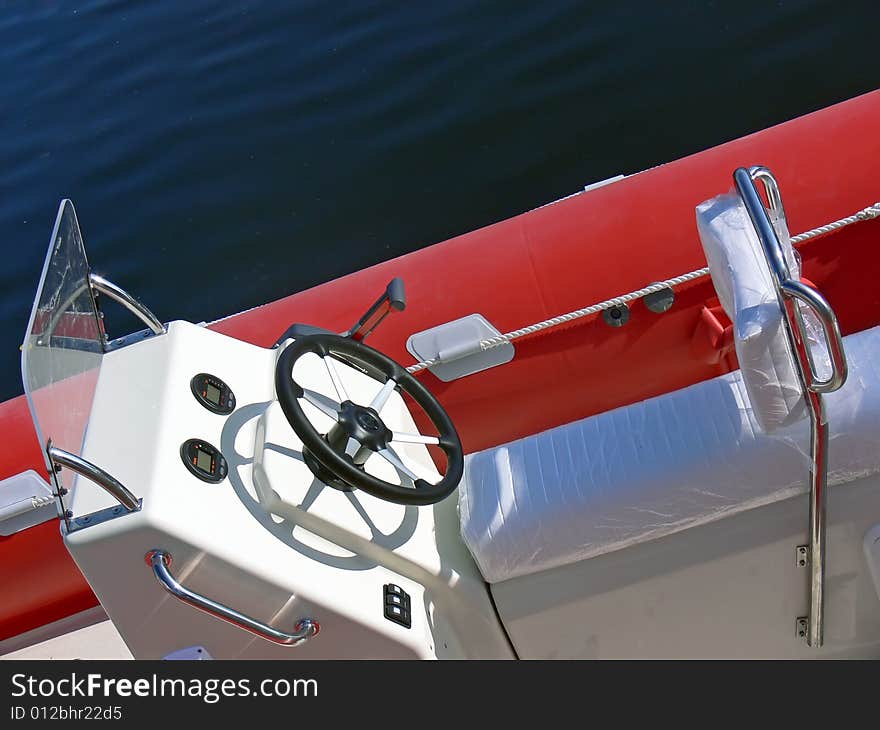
1;1;877;400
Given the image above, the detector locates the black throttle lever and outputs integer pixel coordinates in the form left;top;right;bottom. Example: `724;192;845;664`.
343;277;406;341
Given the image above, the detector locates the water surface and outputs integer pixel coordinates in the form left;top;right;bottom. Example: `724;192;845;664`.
1;0;877;400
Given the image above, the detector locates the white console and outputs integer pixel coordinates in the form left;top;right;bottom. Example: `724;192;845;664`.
64;321;512;659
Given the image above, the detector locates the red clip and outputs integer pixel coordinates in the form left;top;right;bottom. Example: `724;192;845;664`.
690;302;736;367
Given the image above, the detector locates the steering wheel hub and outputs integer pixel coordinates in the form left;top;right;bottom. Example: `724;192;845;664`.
338;401;391;451
356;410;380;431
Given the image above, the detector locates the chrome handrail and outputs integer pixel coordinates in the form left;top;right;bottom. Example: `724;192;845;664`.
89;273;166;336
778;280;847;392
748;165;789;234
733;166;848;648
145;550;320;647
48;446;140;512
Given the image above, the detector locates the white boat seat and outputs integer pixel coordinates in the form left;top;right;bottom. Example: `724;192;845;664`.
458;325;880;584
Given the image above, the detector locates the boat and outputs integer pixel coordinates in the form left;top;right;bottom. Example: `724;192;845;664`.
1;89;879;659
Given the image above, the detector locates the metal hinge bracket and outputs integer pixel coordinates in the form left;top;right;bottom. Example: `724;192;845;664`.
67;499;143;534
796;617;809;642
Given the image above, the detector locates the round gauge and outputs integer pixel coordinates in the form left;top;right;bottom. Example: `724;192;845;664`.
190;373;235;415
180;439;227;483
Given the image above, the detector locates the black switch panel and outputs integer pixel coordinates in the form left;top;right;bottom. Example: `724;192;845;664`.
383;584;411;629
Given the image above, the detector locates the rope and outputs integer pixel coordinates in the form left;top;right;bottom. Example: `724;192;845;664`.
406;200;880;374
790;202;880;244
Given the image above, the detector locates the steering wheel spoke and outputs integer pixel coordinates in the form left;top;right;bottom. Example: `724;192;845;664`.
344;437;361;458
300;388;342;420
390;431;439;446
377;446;424;486
323;355;350;403
369;378;397;413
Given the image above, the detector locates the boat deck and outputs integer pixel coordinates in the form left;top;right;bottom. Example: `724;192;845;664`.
0;607;130;660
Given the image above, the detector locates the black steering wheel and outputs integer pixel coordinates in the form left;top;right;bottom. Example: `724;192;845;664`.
274;333;464;506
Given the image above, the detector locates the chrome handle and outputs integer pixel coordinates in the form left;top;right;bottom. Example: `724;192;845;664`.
748;165;788;230
49;446;140;512
89;273;166;336
780;279;848;393
736;166;848;397
737;166;792;283
145;550;319;647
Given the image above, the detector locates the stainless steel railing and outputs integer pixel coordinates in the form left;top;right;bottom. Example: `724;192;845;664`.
733;165;848;647
145;550;320;647
48;446;140;513
89;273;166;336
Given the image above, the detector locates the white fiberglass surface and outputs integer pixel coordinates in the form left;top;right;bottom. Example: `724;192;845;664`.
21;200;104;494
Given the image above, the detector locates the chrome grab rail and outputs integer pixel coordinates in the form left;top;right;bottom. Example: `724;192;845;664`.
48;446;140;513
89;273;166;336
778;279;847;393
748;165;788;233
733;166;848;648
739;166;848;392
145;550;320;647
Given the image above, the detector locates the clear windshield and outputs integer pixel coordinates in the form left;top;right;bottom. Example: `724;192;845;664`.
21;200;105;493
